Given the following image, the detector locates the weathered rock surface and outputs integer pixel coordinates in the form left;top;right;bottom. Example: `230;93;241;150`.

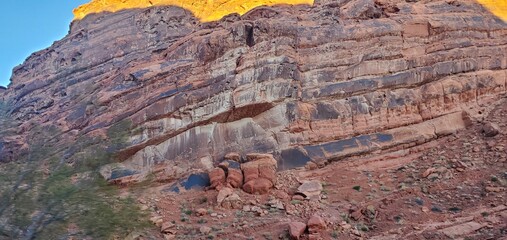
0;0;506;184
307;215;326;233
226;168;244;188
241;153;278;194
482;122;501;137
297;180;323;199
439;221;485;238
73;0;314;21
216;187;234;206
209;167;227;189
288;222;306;240
224;152;241;162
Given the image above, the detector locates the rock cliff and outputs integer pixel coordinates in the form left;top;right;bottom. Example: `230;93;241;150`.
1;0;507;184
73;0;314;21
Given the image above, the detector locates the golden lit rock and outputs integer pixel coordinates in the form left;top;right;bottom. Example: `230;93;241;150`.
73;0;315;21
476;0;507;22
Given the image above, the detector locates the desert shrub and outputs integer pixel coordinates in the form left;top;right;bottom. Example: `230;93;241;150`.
0;117;150;240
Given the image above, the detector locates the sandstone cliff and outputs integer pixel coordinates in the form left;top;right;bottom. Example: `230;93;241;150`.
1;0;506;184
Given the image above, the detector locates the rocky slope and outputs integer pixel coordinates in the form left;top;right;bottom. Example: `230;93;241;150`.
147;99;507;239
1;0;507;186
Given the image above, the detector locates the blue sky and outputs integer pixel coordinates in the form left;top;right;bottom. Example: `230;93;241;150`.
0;1;90;87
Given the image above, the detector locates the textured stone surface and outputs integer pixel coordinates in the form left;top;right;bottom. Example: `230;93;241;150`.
224;152;241;162
73;0;314;21
209;167;227;189
439;221;485;238
307;215;326;233
482;122;500;137
216;187;233;205
1;0;507;184
226;168;244;188
297;180;323;199
241;153;277;194
288;221;306;240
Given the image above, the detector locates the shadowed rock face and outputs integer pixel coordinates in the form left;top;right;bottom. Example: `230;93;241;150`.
1;0;507;183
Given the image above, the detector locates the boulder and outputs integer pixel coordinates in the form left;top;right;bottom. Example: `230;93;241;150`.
297;180;323;200
243;178;273;194
199;226;212;235
308;233;322;240
307;215;326;234
195;208;207;216
226;168;244;188
150;216;163;227
482;122;500;137
267;199;285;210
221;193;242;209
288;222;307;240
241;153;278;194
209;159;243;189
217;187;233;205
209;167;226;189
161;222;175;233
164;234;176;240
439;222;485;238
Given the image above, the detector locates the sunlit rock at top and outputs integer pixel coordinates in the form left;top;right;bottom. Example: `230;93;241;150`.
73;0;315;21
476;0;507;22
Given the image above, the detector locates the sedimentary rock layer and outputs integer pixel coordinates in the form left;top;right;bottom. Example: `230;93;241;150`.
1;0;506;181
73;0;314;21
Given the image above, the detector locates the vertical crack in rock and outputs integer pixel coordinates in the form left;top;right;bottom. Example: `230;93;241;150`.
245;24;255;47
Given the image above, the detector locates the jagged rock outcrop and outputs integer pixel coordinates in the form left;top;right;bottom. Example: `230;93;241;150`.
1;0;506;183
73;0;314;21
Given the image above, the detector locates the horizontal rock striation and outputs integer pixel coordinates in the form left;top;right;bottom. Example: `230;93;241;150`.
1;0;507;181
73;0;315;21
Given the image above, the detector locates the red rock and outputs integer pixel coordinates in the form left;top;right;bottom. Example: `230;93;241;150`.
297;180;323;200
242;165;260;183
1;0;506;191
241;154;277;194
307;215;326;233
422;168;436;178
288;222;306;240
403;21;431;37
221;193;242;209
209;168;226;189
440;222;485;238
292;195;305;201
195;208;207;216
224;152;241;162
308;233;322;240
243;178;273;194
226;168;243;188
161;222;175;233
258;164;277;184
305;162;318;170
485;186;504;193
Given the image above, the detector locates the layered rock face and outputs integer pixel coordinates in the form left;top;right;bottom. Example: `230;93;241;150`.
73;0;314;21
1;0;507;183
